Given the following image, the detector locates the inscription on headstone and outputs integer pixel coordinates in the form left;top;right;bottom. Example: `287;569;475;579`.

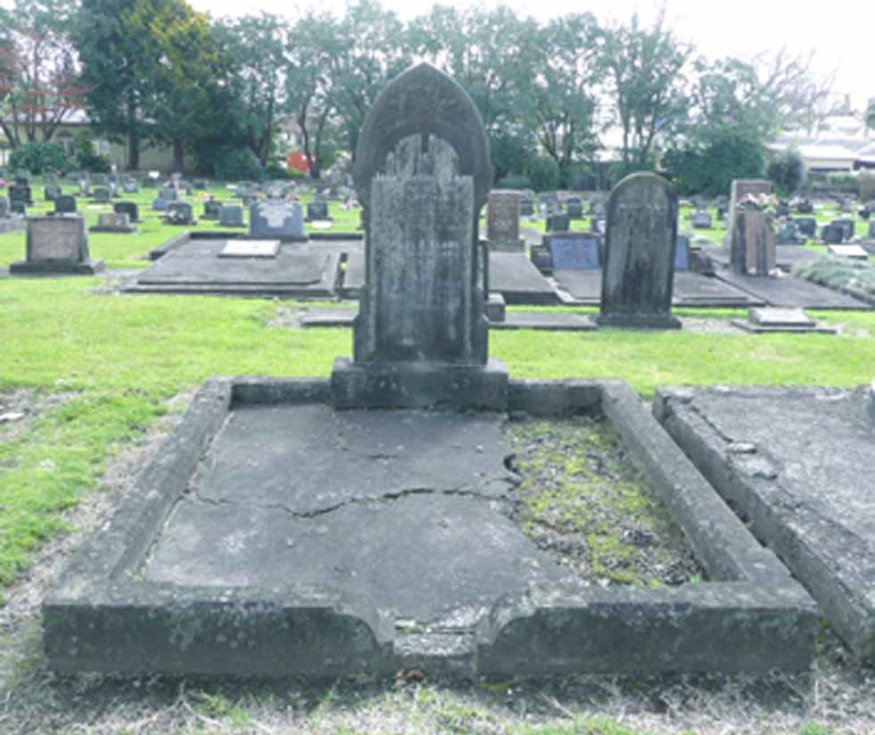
249;201;303;239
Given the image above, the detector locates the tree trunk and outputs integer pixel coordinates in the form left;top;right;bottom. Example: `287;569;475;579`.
172;138;185;174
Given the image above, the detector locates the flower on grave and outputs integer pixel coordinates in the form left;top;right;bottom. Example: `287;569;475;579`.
737;192;778;214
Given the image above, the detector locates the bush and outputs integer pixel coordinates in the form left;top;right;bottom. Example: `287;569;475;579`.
767;147;805;195
210;147;264;181
495;174;532;190
795;256;875;301
826;172;857;193
524;155;560;192
73;131;111;173
8;142;68;175
663;130;764;196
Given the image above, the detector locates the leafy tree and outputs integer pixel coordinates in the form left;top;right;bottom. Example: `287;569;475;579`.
766;147;805;195
663;129;764;196
599;14;690;169
7;140;68;173
525;155;560;192
212;13;288;168
73;129;110;171
0;0;83;148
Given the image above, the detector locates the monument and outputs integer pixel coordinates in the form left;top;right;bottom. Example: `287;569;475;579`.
10;216;103;275
596;173;680;329
486;190;524;251
331;63;506;409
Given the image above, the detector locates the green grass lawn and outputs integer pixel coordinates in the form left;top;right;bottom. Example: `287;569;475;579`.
0;186;872;734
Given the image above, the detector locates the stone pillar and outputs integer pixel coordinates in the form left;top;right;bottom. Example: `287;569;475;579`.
730;210;776;276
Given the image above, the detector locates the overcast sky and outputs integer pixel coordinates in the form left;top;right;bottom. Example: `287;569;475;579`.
184;0;873;111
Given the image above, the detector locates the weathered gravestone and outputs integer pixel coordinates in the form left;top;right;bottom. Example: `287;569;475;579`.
675;234;690;271
831;218;855;241
114;201;139;222
728;179;772;246
219;204;245;228
519;195;535;217
203;199;223;220
92;173;107;186
486;190;523;251
731;208;776;276
821;223;844;244
10;215;103;274
151;196;169;211
165;201;195;225
91;212;134;233
566;197;584;219
160;186;178;202
546;232;601;270
123;179;140;194
776;221;803;245
333;62;504;409
249;201;304;239
53;195;76;215
545;212;570;233
9;184;33;207
793;217;817;238
691;209;712;229
306;200;332;222
91;186;110;203
43;184;61;201
596;173;680;329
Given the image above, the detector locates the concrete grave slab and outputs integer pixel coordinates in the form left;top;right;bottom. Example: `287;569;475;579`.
43;377;816;677
708;244;820;272
828;244;869;260
715;270;871;310
730;307;837;334
219;240;280;258
655;385;875;662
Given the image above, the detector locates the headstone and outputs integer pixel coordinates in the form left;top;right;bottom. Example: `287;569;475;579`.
748;307;815;327
675;234;690;271
123;179;140;194
91;212;134;233
795;199;813;214
92;187;110;203
160;186;178;202
334;62;503;409
520;196;535;217
151;197;169;211
10;215;103;275
729;179;772;245
249;201;304;239
218;204;245;227
203;199;223;220
236;181;256;200
731;209;776;276
43;184;61;201
828;244;869;260
821;224;844;244
92;173;107;185
486;190;523;251
793;217;817;237
691;210;712;229
78;179;90;196
566;197;584;219
53;195;77;215
165;201;195;225
545;212;570;233
529;244;553;272
596;172;680;329
306;201;331;222
545;232;601;270
831;218;855;241
219;240;280;258
14;169;29;184
539;192;560;215
193;178;208;190
42;172;57;185
10;199;26;215
114;201;139;222
776;221;802;245
9;184;33;207
775;201;790;217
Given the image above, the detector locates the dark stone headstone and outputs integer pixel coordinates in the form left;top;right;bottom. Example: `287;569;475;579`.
249;201;303;239
203;199;223;220
335;62;503;409
9;184;33;206
831;218;855;241
10;215;103;274
821;223;844;244
731;210;776;276
114;201;140;222
776;221;802;245
53;194;77;215
165;201;195;225
487;190;522;250
545;213;570;233
545;232;601;270
775;201;790;217
795;199;813;214
596;172;680;329
43;184;61;201
793;217;817;237
566;197;584;219
306;201;331;221
92;187;110;203
219;204;245;227
520;197;535;217
10;199;26;215
691;210;712;229
675;234;690;271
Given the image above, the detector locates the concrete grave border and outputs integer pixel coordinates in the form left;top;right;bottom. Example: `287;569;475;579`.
44;378;816;676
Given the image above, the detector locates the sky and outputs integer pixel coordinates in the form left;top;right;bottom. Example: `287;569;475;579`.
185;0;875;111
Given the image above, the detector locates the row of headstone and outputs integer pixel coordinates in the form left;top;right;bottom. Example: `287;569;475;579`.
534;230;690;274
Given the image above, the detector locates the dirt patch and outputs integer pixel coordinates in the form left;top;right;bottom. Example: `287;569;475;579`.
506;416;701;587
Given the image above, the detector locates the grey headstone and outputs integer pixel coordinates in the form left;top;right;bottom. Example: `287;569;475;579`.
793;217;817;237
831;218;855;241
520;197;534;217
92;187;110;203
729;179;772;245
691;210;712;229
123;180;140;194
151;197;168;211
92;173;107;185
92;212;133;232
596;172;680;329
218;205;245;227
114;201;139;222
748;307;815;327
306;201;330;221
10;215;102;275
487;190;522;249
249;202;303;239
165;201;194;225
545;213;570;233
545;232;600;270
43;184;61;201
203;199;223;220
160;187;178;201
675;234;690;271
566;197;584;219
821;224;844;244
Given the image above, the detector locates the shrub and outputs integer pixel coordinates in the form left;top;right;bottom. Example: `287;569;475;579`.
73;131;111;173
767;147;805;195
495;174;532;190
826;172;857;193
663;130;764;196
524;155;560;192
210;147;264;181
8;142;68;175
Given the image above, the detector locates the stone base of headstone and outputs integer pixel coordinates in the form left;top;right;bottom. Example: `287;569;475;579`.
10;258;104;275
730;210;776;276
488;238;525;253
331;357;508;410
485;293;506;322
595;312;681;330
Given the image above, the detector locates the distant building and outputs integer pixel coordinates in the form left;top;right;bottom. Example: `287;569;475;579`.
768;114;873;173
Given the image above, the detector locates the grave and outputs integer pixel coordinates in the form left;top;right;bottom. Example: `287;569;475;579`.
43;184;61;201
151;196;169;211
53;195;77;215
218;204;245;228
91;187;111;203
776;221;804;245
728;179;772;245
123;179;140;194
203;199;223;220
793;217;817;238
90;212;135;233
165;201;195;225
691;210;712;229
546;232;601;270
10;215;104;275
731;208;776;276
821;224;844;244
50;63;817;679
519;196;534;217
675;234;690;271
486;190;524;251
250;201;304;240
596;172;681;329
488;252;560;305
831;218;855;241
306;201;332;222
828;244;869;260
545;212;570;232
114;201;140;223
730;307;836;334
9;183;33;207
656;385;875;663
566;196;584;219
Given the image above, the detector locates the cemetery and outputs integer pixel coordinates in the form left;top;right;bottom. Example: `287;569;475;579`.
1;8;875;735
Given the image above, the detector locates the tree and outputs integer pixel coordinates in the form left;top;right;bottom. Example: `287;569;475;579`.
284;12;344;179
663;129;764;196
213;13;289;168
767;147;805;195
0;0;83;148
599;13;690;171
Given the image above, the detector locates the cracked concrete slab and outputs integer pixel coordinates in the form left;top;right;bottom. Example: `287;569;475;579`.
655;385;875;662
